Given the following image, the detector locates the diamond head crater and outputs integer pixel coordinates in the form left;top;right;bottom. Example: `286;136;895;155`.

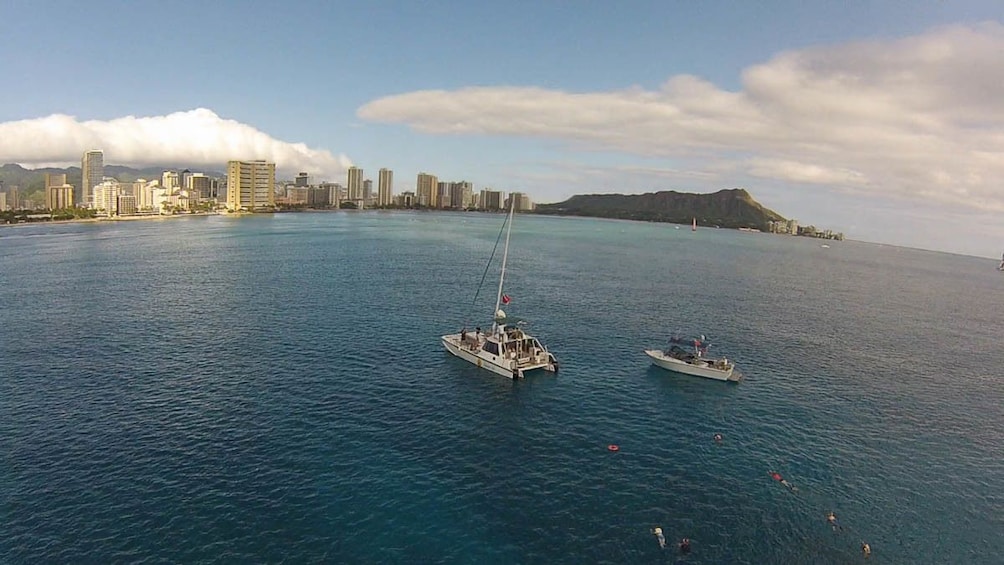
532;188;785;231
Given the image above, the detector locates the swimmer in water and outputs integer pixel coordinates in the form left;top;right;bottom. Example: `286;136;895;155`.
652;527;666;549
861;542;871;557
827;511;839;531
769;471;798;491
679;537;691;554
713;433;723;442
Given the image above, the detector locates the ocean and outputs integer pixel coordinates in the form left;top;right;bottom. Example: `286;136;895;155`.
1;212;1001;564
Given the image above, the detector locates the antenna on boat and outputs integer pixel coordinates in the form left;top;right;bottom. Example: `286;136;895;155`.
492;198;516;335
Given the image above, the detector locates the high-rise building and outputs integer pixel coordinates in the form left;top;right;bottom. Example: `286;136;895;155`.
81;150;103;206
307;186;329;207
179;169;193;194
377;168;393;207
117;194;137;216
188;174;211;200
363;179;373;204
480;189;504;210
226;160;276;211
508;192;534;211
6;185;19;210
44;173;74;210
346;166;363;201
45;173;67;188
320;182;341;208
295;172;309;187
436;182;451;208
162;171;180;191
416;172;438;207
93;179;120;216
449;181;473;209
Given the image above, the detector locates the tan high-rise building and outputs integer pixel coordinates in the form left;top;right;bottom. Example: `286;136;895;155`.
378;168;393;207
81;150;103;206
45;173;74;210
226;160;276;211
346;166;363;201
45;173;67;188
416;172;438;207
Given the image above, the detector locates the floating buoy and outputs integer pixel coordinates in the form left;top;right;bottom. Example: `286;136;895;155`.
608;444;620;452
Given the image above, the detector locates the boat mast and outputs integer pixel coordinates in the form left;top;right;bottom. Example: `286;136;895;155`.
492;198;516;334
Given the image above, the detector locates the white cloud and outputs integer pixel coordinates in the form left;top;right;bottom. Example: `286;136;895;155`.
0;108;352;178
358;22;1004;212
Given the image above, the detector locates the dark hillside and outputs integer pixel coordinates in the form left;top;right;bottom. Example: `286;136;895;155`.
534;188;785;229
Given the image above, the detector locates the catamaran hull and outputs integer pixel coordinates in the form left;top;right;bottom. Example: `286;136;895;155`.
644;349;737;381
442;334;556;379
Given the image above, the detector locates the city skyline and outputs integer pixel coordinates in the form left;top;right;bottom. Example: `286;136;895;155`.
1;2;1003;256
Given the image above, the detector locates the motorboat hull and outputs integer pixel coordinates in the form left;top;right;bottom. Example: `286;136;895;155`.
644;349;737;381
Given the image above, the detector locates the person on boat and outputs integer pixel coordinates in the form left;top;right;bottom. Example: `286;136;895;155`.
678;538;691;553
652;527;666;549
861;542;872;557
460;328;467;343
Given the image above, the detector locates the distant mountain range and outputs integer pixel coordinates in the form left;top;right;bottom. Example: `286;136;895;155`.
534;188;786;230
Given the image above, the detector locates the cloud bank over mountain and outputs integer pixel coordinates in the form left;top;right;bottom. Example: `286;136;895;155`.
0;108;352;178
359;23;1004;211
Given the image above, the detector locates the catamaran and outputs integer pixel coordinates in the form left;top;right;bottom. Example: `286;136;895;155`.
441;201;559;379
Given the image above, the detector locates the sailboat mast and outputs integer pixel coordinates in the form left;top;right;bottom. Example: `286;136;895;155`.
492;198;516;334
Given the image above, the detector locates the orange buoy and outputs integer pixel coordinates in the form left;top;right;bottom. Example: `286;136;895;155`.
607;444;620;452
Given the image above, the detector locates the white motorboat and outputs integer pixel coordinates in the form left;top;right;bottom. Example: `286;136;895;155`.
441;201;558;379
645;336;738;382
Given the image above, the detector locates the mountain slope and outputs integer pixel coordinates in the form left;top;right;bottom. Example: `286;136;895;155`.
534;188;786;229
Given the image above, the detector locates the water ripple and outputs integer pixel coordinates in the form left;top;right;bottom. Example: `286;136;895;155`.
1;214;1002;564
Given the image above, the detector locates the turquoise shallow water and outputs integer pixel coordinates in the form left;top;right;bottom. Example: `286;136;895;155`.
1;212;1002;564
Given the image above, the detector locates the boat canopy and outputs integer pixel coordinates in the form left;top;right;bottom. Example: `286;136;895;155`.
670;336;712;348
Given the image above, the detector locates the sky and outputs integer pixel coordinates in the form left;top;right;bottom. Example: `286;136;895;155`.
1;0;1003;257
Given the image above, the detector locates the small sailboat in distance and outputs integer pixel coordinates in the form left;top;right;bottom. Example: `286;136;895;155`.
998;251;1004;271
692;217;697;232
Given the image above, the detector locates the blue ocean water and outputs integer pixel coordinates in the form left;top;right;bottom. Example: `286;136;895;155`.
1;212;1002;564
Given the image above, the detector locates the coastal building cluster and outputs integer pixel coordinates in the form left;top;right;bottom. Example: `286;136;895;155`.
767;219;844;241
0;149;536;217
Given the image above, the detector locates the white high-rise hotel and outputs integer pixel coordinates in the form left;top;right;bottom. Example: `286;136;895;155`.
81;150;104;206
378;168;393;207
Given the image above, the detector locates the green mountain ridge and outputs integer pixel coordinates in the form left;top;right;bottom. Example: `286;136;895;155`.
533;188;787;230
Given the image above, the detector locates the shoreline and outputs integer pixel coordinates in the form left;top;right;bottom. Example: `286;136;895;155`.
1;212;220;228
